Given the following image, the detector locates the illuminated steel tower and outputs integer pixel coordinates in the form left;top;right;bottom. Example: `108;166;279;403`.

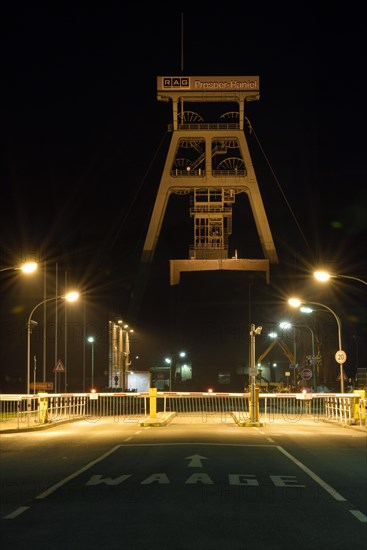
132;76;278;315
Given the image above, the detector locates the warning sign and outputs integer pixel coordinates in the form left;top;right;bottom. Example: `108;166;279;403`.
53;360;65;373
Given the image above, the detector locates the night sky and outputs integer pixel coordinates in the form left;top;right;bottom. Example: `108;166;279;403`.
1;7;366;391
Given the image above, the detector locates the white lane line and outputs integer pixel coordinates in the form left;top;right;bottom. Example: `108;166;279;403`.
277;445;367;523
349;510;367;522
36;445;122;499
4;506;30;519
124;436;133;441
276;445;346;501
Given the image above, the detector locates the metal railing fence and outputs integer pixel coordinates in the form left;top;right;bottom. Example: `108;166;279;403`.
1;392;365;430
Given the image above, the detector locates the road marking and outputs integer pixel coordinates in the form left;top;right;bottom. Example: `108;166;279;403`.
83;473;306;486
6;441;364;526
36;444;122;499
141;473;169;484
87;474;131;486
185;454;208;467
4;506;30;519
186;473;213;484
274;445;366;523
349;510;367;522
276;445;346;501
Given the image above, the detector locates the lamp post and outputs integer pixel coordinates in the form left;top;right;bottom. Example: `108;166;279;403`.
299;324;315;358
165;351;186;390
3;261;51;388
27;291;79;394
281;321;316;389
249;324;262;424
279;322;297;388
297;324;316;389
87;336;95;389
164;358;172;390
288;298;345;393
313;271;367;286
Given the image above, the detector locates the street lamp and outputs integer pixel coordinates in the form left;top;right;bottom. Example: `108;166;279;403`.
165;351;186;390
288;298;345;393
313;270;367;286
1;261;38;274
279;322;297;388
27;291;79;394
87;336;95;389
249;324;262;425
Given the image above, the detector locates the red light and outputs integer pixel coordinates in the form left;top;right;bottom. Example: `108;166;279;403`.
207;388;213;393
90;388;96;393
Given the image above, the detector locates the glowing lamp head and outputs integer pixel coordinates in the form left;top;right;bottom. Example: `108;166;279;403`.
314;271;331;282
21;262;38;274
65;291;79;302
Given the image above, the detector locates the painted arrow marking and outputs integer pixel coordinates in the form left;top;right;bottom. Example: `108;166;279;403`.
185;454;208;467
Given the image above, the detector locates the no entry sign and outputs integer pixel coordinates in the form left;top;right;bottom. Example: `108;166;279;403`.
301;368;313;380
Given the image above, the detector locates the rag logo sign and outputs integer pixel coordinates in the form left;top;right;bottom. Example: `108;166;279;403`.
163;77;190;88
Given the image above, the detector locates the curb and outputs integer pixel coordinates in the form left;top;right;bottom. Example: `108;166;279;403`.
139;412;177;427
0;418;74;434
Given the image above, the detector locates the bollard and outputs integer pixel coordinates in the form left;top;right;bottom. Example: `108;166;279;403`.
149;387;157;418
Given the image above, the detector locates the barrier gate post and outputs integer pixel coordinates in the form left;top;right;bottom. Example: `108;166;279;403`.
149;387;157;418
38;393;48;424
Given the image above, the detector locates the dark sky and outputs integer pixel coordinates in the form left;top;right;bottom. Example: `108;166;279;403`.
1;7;366;389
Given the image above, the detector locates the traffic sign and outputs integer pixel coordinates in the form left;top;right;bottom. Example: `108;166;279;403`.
335;350;347;364
301;368;313;380
53;359;65;372
30;382;54;391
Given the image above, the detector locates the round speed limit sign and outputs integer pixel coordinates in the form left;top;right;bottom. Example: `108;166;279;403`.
335;350;347;364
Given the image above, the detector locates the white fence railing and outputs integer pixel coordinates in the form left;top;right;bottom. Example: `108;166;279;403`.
0;391;365;430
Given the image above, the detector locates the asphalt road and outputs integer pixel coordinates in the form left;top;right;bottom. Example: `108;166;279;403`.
1;416;366;550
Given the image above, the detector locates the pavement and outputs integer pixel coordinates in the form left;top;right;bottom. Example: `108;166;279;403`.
0;416;78;434
1;411;366;433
